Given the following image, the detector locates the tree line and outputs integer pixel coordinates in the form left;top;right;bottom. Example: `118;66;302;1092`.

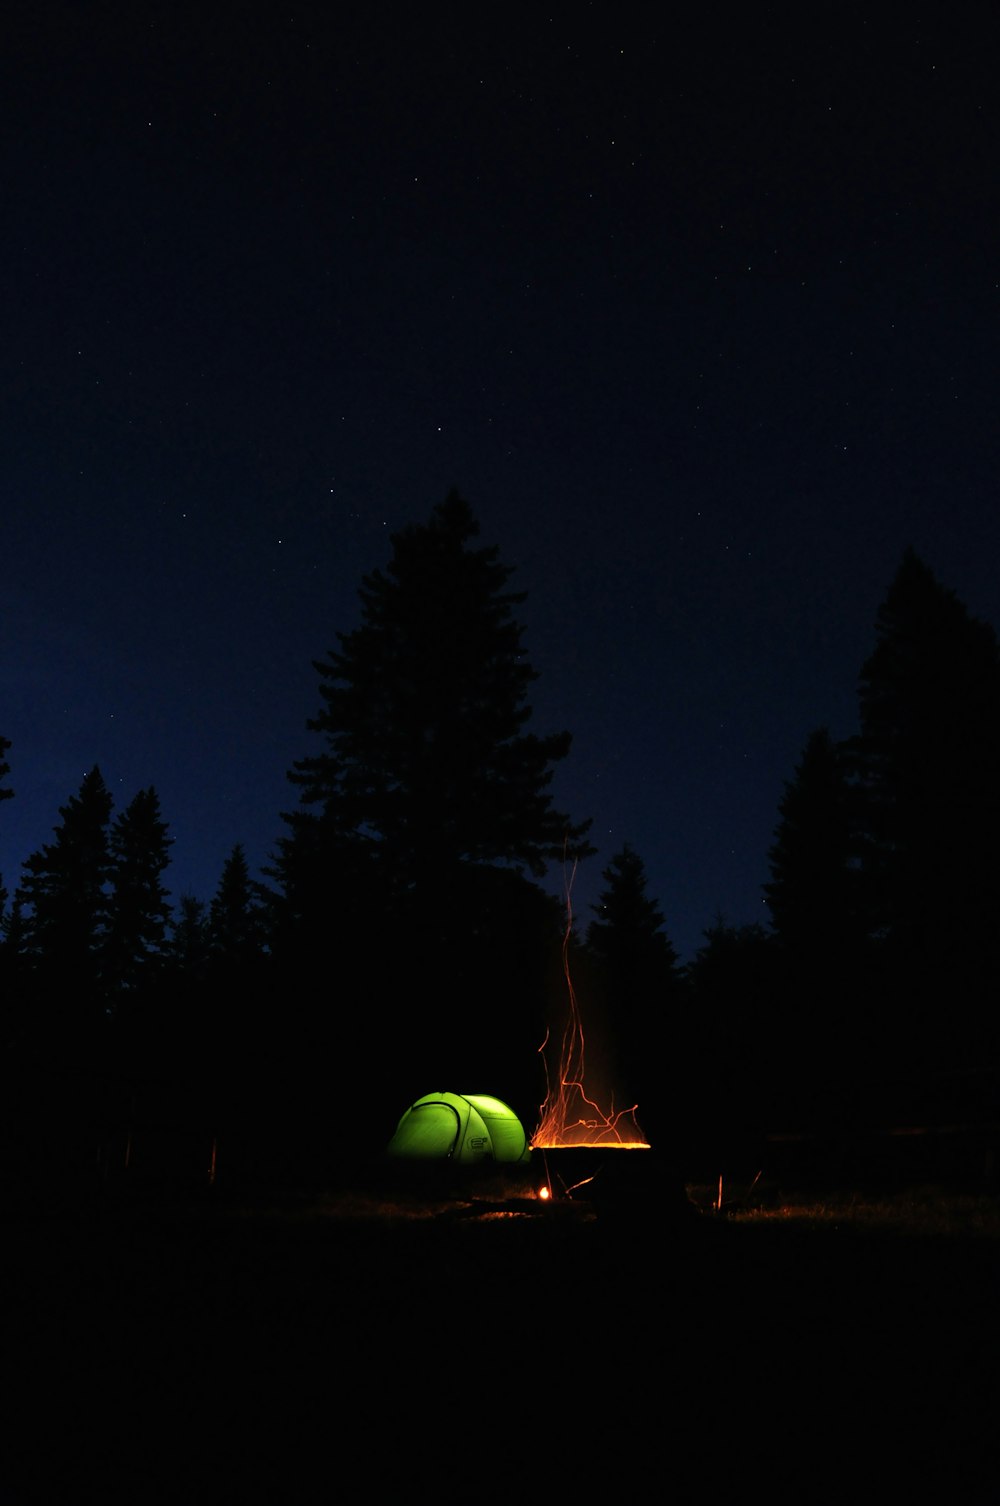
2;495;998;1191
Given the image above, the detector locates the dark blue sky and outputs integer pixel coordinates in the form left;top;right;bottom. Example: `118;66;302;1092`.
2;7;998;958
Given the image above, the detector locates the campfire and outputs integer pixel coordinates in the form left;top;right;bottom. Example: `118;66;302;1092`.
531;874;651;1204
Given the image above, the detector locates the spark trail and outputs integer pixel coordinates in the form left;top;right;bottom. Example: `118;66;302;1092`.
532;863;648;1149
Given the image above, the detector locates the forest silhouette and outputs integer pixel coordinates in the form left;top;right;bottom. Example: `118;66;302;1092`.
2;503;998;1196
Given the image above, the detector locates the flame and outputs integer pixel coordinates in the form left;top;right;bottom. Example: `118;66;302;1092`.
532;863;649;1150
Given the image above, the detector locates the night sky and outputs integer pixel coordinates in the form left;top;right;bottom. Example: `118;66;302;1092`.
3;7;998;960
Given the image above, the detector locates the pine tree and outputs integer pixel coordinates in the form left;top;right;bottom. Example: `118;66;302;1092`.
765;729;861;957
764;727;869;1106
583;844;681;1144
103;786;173;1002
684;918;781;1141
0;892;28;1032
171;893;211;979
270;491;592;1122
854;549;1000;1069
277;490;592;911
272;489;593;963
209;844;266;965
20;767;114;979
587;845;679;976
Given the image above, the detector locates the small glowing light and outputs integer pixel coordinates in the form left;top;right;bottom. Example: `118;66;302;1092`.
538;1186;550;1201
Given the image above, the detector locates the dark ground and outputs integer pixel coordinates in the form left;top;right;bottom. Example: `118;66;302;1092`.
3;1170;998;1504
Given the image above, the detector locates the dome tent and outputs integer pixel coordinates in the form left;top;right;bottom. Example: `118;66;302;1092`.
387;1092;531;1165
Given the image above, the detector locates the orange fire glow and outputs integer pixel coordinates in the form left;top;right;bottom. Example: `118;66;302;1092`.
532;867;649;1150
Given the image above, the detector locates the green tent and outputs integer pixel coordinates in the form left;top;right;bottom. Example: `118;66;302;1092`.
387;1092;531;1165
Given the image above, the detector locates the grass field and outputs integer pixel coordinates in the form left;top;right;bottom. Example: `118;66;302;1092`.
687;1181;1000;1237
3;1173;997;1501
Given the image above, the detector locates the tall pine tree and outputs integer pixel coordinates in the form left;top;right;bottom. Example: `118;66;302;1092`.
171;894;211;981
209;844;267;967
17;766;114;1036
766;729;861;958
584;844;681;1145
854;550;1000;1072
765;727;868;1112
271;491;591;1124
20;767;113;971
684;918;781;1145
277;490;591;905
103;786;173;1005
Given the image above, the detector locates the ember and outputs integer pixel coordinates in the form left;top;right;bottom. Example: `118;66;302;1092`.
532;867;649;1151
